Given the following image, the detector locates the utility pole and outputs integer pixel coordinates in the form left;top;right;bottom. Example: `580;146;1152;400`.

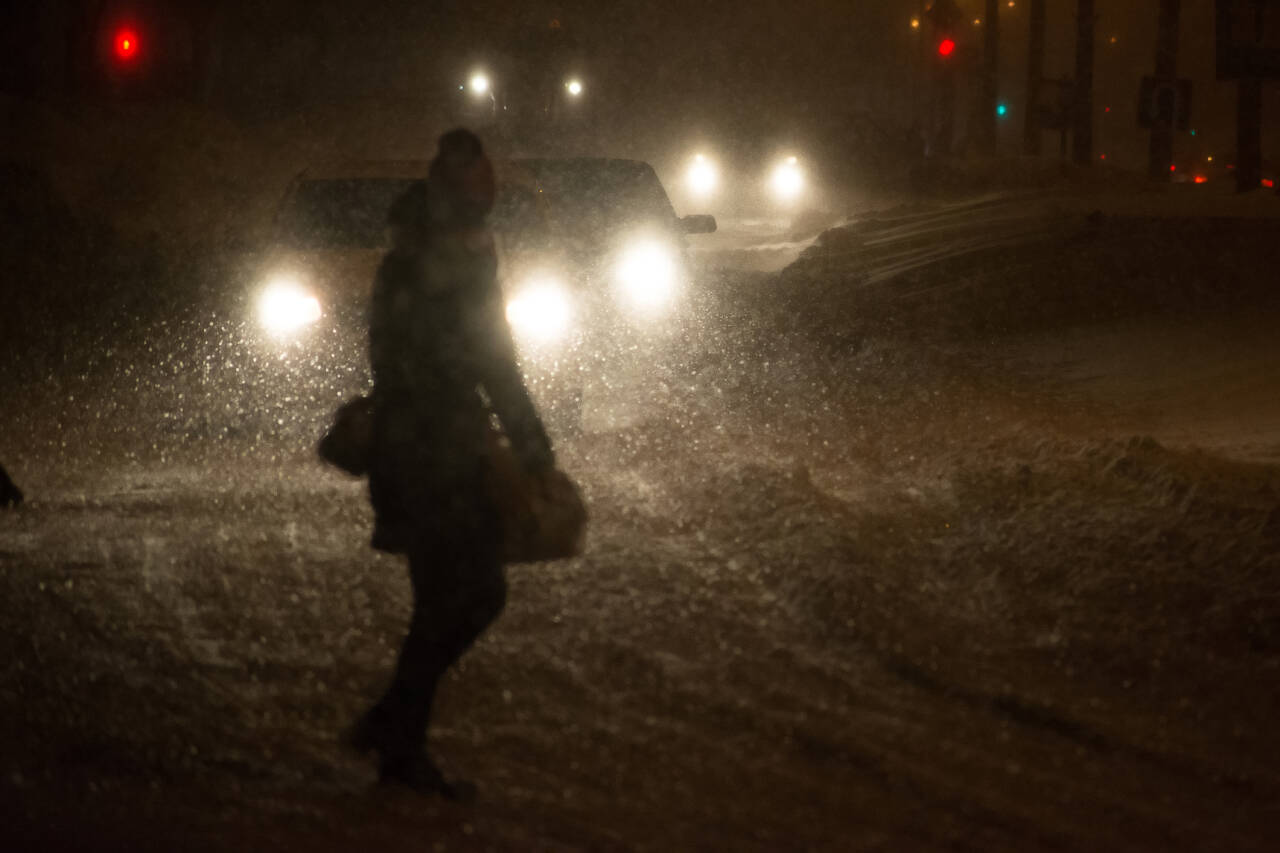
1072;0;1095;165
980;0;1000;154
1216;0;1274;192
1148;0;1181;180
1024;0;1045;155
1237;77;1263;191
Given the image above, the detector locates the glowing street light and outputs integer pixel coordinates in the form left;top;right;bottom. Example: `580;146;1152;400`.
566;79;583;96
685;153;719;198
469;72;490;96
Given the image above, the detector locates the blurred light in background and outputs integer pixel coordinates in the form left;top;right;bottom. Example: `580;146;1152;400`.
685;154;719;198
614;240;678;314
469;73;490;95
506;276;574;345
566;79;583;96
114;28;139;62
769;156;804;203
259;278;321;335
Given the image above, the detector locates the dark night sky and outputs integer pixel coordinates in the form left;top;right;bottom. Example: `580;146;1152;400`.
3;1;1278;170
226;0;1271;166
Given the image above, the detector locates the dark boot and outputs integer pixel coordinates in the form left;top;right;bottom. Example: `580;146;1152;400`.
379;752;476;802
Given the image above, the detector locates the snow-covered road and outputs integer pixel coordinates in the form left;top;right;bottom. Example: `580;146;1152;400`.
3;192;1279;850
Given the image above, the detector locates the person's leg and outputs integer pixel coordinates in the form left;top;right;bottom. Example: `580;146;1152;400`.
355;540;506;791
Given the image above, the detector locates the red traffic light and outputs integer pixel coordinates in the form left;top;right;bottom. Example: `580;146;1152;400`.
114;28;139;62
937;38;956;57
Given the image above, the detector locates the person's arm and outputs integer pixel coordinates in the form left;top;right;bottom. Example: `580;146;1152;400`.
467;271;555;473
367;254;403;395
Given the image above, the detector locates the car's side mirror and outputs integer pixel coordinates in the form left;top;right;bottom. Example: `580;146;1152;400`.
680;214;717;234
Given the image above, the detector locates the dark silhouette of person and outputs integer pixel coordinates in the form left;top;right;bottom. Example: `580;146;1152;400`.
0;463;22;508
347;129;554;797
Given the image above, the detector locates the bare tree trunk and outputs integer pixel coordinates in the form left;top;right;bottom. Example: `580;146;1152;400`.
1236;77;1262;192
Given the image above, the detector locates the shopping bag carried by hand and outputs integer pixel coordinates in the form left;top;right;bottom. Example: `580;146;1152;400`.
486;431;587;563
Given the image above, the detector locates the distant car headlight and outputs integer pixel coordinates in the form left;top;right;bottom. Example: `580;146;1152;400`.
258;276;322;335
769;156;805;203
614;240;678;315
686;154;719;198
506;275;574;346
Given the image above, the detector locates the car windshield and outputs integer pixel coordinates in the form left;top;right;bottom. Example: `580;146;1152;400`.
519;159;678;238
276;177;549;250
275;178;413;249
492;184;552;252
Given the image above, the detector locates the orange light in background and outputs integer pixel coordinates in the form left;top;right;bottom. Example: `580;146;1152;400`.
1194;176;1208;184
114;28;139;61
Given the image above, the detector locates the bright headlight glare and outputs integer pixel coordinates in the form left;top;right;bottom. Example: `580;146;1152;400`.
686;154;718;197
258;278;321;335
506;277;573;344
615;241;678;312
770;156;804;202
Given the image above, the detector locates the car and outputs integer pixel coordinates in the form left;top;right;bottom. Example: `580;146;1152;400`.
246;157;716;434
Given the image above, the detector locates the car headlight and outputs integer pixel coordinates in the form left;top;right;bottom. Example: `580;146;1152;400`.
614;240;678;314
685;153;719;198
258;276;322;335
505;275;574;346
769;156;805;203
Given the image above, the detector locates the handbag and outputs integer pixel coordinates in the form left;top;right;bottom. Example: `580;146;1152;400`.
318;394;587;562
317;394;375;477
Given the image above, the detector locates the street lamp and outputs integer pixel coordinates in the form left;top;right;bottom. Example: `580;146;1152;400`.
685;153;719;198
566;79;583;97
461;71;498;119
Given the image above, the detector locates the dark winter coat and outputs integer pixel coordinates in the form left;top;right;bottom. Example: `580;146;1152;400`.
366;181;553;554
